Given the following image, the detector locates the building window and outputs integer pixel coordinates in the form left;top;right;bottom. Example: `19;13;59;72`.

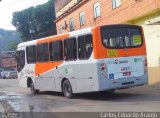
59;25;63;34
69;18;74;31
64;37;77;61
50;40;63;61
16;50;25;72
26;45;36;64
94;2;100;18
80;11;85;26
112;0;121;9
37;43;49;62
78;34;93;60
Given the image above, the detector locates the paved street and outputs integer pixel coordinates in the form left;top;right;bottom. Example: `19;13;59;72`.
0;79;160;112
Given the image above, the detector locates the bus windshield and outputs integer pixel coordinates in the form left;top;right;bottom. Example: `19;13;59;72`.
101;25;143;49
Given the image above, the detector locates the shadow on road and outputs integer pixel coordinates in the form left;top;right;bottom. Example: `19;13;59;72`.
33;86;160;103
39;91;64;96
75;92;143;101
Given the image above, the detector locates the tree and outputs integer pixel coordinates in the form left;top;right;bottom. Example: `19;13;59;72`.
12;7;34;41
12;0;56;42
7;41;19;51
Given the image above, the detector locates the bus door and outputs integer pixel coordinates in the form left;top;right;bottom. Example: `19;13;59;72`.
74;34;94;92
36;43;56;91
49;40;64;91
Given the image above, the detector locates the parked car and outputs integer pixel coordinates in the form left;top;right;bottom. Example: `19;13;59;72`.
0;72;2;79
5;71;17;79
1;71;8;79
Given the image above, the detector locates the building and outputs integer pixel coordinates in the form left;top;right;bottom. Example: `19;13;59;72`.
54;0;160;83
0;51;16;71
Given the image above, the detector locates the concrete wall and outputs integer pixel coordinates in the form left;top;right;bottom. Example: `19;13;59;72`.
148;67;160;84
143;25;160;67
128;13;160;84
131;14;160;67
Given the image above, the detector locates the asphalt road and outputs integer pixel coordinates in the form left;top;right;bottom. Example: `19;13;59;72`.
0;79;160;113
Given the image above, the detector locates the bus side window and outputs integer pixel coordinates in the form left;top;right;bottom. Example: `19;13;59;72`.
37;43;49;62
26;45;37;64
64;37;77;61
49;40;63;61
78;34;93;60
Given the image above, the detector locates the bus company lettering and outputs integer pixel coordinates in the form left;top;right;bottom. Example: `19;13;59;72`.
119;60;128;64
134;58;143;62
64;68;73;75
25;70;34;75
107;60;128;65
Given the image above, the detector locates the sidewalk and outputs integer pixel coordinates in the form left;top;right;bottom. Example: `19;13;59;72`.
147;67;160;90
148;67;160;84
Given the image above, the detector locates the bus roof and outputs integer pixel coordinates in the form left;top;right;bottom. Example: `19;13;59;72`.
17;27;93;48
17;24;141;48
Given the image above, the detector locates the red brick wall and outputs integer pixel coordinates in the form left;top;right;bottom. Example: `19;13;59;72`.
2;57;16;68
54;0;72;12
56;0;160;34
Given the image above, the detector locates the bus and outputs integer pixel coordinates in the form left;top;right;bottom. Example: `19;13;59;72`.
16;24;148;98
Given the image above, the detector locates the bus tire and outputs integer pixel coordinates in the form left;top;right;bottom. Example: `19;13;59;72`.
62;80;74;99
30;81;39;94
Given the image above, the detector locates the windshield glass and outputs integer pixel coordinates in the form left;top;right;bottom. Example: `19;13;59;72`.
101;25;143;49
16;50;25;72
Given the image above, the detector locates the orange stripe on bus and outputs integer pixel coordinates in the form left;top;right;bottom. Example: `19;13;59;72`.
37;33;69;44
35;33;69;76
92;26;147;59
35;62;63;76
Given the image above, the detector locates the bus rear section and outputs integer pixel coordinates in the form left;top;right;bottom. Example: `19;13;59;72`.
93;24;148;91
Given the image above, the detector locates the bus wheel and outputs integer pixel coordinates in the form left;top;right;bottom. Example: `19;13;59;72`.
62;80;74;99
30;81;39;94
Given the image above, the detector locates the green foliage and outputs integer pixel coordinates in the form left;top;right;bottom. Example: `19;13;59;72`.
8;41;19;51
12;0;56;42
0;29;21;51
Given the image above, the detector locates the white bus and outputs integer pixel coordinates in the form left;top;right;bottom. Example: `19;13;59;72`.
16;24;148;98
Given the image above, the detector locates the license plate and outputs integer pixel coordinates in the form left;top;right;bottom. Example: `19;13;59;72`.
123;72;131;76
